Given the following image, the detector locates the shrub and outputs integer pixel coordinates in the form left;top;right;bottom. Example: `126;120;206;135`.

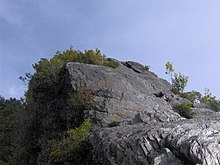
0;97;25;164
70;86;96;110
179;91;202;102
185;91;201;102
48;118;92;164
171;73;188;94
165;62;188;94
174;103;194;119
27;48;119;103
68;118;92;146
8;47;117;164
66;86;97;127
52;48;119;68
201;88;220;112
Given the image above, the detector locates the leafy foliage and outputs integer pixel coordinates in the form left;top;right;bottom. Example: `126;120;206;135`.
48;118;92;165
70;86;96;110
0;97;25;163
165;61;175;74
19;73;32;83
26;47;119;103
174;103;194;119
12;85;96;164
68;118;92;146
51;48;119;69
9;48;111;164
185;91;202;102
165;62;188;94
200;88;220;111
171;72;189;94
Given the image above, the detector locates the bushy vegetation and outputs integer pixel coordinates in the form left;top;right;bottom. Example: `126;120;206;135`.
165;62;188;94
179;90;202;103
3;48;220;164
0;97;23;164
173;103;194;119
0;48;115;164
68;118;92;146
200;88;220;111
33;47;119;72
27;48;119;102
185;91;202;102
179;89;220;112
55;48;119;68
70;86;97;110
171;73;189;94
165;62;220;112
48;118;92;164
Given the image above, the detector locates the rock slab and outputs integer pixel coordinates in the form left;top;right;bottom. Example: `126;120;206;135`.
66;61;220;165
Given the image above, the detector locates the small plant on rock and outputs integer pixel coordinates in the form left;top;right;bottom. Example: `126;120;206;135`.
201;88;220;112
48;118;92;164
174;103;194;119
185;91;202;102
165;61;188;94
178;90;202;103
70;86;97;110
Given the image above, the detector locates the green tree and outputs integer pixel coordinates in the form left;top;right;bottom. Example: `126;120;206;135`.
172;72;189;94
0;96;24;163
165;62;188;94
48;118;92;165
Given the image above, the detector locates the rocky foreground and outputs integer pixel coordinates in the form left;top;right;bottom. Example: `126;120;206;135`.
66;61;220;165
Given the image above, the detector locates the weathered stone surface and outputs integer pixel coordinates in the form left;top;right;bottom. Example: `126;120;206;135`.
66;61;220;165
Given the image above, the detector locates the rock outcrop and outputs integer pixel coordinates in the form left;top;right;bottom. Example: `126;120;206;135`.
65;61;220;165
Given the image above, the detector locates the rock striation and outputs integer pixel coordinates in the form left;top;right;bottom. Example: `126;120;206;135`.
65;61;220;165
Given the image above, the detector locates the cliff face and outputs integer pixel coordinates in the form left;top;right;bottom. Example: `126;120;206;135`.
64;61;220;165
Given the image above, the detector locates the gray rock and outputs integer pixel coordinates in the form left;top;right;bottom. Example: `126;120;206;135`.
65;61;220;165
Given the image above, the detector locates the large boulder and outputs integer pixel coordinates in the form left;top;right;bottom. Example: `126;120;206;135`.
65;61;220;165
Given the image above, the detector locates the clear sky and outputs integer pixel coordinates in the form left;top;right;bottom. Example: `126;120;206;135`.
1;0;220;99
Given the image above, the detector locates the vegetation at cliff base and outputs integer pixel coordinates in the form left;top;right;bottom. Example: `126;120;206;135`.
48;118;92;165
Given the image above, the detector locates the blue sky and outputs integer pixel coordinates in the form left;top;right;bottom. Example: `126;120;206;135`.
1;0;220;99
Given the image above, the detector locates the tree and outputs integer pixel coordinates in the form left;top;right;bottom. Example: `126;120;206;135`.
172;72;189;94
0;96;25;163
165;62;188;94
